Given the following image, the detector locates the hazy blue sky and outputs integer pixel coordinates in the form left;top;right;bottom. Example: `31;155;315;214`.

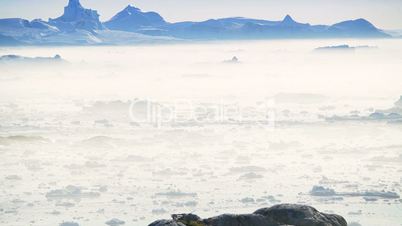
0;0;401;29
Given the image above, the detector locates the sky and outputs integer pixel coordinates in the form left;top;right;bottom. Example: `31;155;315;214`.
0;0;401;29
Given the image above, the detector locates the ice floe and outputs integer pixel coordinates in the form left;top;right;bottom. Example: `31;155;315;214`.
46;185;101;200
105;218;125;226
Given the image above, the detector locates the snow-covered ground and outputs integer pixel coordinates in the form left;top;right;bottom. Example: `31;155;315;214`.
0;39;402;226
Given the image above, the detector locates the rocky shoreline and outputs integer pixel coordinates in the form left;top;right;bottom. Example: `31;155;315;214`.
149;204;347;226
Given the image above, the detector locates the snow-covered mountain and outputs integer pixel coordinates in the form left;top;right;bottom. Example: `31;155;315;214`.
160;15;317;39
48;0;104;31
104;5;166;32
0;18;60;45
0;0;392;45
104;8;389;39
0;0;174;45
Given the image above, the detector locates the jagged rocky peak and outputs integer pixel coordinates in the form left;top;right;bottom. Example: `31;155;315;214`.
59;0;99;21
49;0;104;31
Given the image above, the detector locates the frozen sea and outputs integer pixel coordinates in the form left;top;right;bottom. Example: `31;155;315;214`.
0;40;402;226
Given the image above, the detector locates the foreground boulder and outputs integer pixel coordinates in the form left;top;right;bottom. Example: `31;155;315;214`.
148;204;347;226
254;204;347;226
149;220;185;226
204;213;280;226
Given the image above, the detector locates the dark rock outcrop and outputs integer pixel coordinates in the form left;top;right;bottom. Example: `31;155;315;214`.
204;213;280;226
149;220;186;226
254;204;347;226
148;204;347;226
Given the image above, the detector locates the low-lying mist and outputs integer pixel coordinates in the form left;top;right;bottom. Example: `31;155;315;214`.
0;39;401;226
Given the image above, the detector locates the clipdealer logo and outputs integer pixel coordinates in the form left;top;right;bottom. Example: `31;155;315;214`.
129;98;275;129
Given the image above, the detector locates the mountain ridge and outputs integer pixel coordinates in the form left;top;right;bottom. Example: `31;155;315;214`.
0;0;393;45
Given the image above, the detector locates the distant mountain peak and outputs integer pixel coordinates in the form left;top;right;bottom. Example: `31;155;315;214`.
330;18;381;35
104;4;166;32
333;18;374;27
283;15;295;23
124;5;141;11
354;18;370;23
279;14;309;28
280;14;304;27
